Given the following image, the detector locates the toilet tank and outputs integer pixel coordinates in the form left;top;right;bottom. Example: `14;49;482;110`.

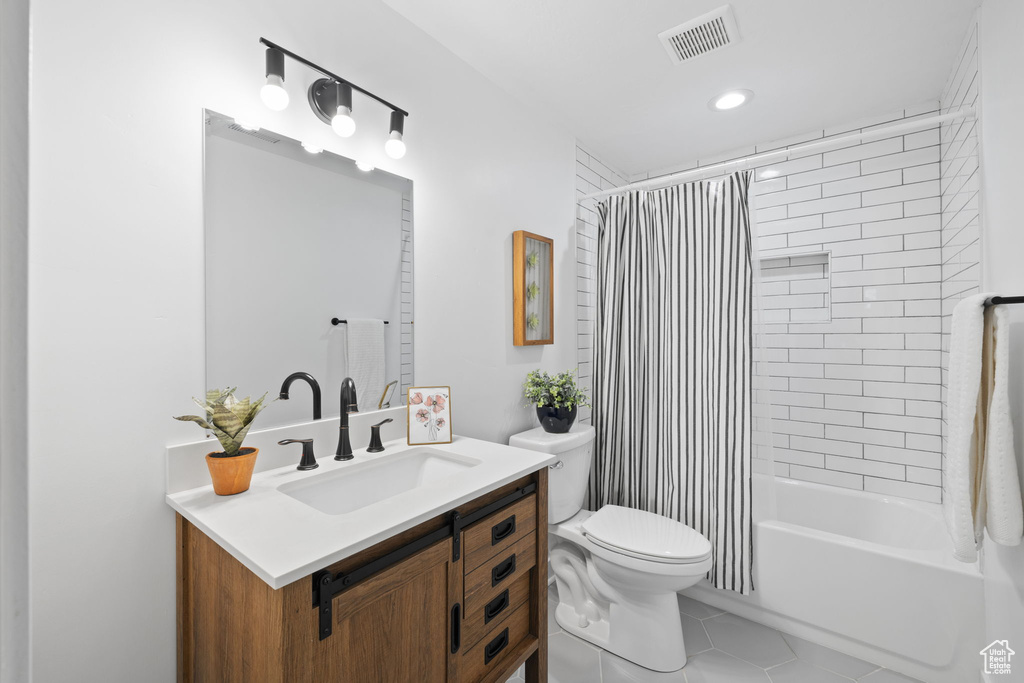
509;424;595;524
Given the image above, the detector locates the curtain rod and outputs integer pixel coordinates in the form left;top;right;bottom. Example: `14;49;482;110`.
582;108;976;201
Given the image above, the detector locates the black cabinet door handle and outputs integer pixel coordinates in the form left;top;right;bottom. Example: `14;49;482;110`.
484;589;510;624
484;627;509;665
491;515;516;545
491;554;517;586
450;603;461;654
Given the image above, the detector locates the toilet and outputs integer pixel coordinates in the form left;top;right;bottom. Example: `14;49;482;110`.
509;424;712;673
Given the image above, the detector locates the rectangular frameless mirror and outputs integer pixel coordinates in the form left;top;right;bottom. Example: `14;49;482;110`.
204;110;413;429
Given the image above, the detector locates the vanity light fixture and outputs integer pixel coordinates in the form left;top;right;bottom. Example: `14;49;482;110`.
301;142;323;154
758;169;780;179
710;89;753;111
355;160;374;172
258;38;410;156
260;47;290;111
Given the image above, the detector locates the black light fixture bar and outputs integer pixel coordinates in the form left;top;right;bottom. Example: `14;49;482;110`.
259;38;409;118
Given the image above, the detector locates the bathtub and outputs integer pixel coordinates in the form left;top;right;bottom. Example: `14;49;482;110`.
685;475;984;683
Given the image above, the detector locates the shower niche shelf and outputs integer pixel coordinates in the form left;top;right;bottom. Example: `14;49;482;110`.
758;250;831;325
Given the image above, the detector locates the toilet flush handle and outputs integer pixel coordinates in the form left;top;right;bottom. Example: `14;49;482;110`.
549;461;564;470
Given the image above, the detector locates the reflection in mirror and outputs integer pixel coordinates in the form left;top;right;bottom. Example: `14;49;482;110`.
204;110;413;429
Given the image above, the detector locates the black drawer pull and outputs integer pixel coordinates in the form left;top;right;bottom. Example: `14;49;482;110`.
451;603;461;654
491;554;517;586
484;589;510;624
491;515;516;545
484;627;509;665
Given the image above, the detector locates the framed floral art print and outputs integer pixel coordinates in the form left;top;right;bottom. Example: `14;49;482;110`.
407;386;452;445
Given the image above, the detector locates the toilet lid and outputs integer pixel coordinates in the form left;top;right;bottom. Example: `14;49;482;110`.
581;505;712;564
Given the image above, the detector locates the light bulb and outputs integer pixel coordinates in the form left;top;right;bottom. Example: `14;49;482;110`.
332;106;356;138
385;132;406;160
234;118;260;132
301;142;323;154
355;160;374;172
260;75;289;111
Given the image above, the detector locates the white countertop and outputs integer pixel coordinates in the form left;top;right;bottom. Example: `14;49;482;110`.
166;435;556;589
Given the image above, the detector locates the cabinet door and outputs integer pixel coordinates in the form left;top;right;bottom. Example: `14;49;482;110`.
310;538;454;682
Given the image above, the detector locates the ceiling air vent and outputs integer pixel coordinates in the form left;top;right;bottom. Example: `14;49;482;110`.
227;123;282;144
658;5;739;64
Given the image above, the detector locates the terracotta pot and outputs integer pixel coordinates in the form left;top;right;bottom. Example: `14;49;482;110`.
205;447;259;496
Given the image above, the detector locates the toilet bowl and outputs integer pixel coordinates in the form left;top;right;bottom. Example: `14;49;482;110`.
508;425;712;672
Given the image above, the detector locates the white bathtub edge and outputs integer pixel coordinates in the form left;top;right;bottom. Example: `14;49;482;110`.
685;581;972;683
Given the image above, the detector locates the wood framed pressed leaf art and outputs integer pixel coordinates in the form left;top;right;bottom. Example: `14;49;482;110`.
513;230;553;345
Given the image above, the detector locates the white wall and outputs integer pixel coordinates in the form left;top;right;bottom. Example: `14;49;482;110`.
27;0;575;679
978;0;1024;662
1;0;30;678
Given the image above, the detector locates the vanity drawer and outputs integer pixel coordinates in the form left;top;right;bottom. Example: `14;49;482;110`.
464;532;536;622
462;571;531;651
462;493;537;573
458;601;531;683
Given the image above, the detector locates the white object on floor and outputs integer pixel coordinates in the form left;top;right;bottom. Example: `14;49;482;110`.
345;318;385;412
945;295;1023;562
509;425;712;673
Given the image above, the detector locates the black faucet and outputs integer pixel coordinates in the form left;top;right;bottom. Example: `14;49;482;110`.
279;372;322;421
335;377;358;461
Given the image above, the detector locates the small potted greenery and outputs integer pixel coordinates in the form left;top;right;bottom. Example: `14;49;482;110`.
174;388;270;495
523;369;590;434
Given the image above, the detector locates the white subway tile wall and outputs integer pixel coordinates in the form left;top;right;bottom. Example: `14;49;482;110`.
939;20;981;467
401;192;414;399
575;147;628;426
745;107;949;503
575;79;979;502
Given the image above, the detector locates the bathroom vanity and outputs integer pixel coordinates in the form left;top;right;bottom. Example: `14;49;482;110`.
168;432;553;682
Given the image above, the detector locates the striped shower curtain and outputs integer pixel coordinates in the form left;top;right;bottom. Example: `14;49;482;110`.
591;172;753;593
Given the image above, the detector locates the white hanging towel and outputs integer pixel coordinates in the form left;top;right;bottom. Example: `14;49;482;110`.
945;294;1024;562
345;319;386;413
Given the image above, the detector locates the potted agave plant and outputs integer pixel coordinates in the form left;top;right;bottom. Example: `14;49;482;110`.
174;388;270;496
524;369;590;434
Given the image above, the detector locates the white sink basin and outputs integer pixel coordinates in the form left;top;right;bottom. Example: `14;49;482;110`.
277;447;482;515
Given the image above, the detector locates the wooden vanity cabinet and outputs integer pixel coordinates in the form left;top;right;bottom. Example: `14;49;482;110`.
177;468;548;683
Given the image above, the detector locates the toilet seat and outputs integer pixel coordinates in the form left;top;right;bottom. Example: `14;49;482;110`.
581;505;712;564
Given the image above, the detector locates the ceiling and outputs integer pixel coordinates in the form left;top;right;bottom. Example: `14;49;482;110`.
381;0;980;177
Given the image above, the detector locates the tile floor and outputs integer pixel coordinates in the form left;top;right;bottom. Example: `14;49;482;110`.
508;588;923;683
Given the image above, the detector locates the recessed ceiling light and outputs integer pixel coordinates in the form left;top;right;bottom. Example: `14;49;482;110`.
301;142;323;154
355;160;374;172
710;89;753;111
758;169;780;179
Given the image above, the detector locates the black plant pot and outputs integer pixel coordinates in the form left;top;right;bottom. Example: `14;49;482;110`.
536;405;578;434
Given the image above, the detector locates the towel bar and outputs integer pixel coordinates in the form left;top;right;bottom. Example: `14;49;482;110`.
331;318;390;325
984;296;1024;307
